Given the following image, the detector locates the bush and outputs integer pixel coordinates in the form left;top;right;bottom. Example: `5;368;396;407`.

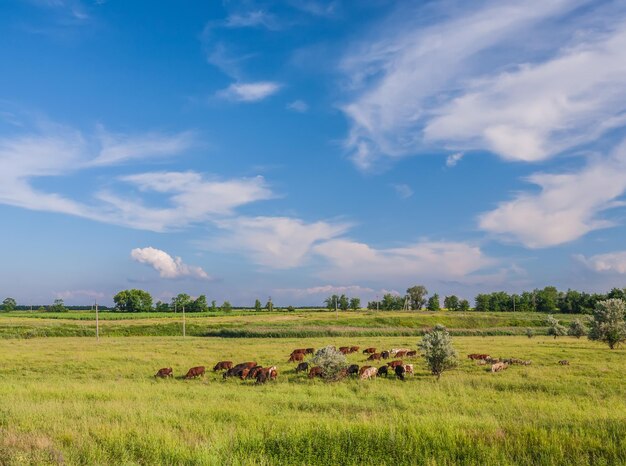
546;315;567;339
525;328;534;339
568;319;587;339
419;324;458;379
311;346;348;381
588;299;626;349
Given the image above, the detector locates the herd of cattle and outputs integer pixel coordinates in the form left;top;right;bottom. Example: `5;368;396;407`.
154;345;567;382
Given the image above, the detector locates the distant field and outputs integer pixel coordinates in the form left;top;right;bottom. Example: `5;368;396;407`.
0;310;585;339
0;336;623;465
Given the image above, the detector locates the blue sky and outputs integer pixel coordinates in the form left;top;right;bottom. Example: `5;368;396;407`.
2;0;626;306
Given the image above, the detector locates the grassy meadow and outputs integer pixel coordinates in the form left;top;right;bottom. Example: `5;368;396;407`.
0;331;624;465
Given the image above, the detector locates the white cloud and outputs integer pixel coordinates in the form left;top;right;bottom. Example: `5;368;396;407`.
578;251;626;274
275;285;375;297
224;10;280;30
340;0;621;168
217;81;282;102
446;152;464;167
210;216;350;268
131;247;211;280
54;289;105;300
479;139;626;248
313;239;493;282
287;100;309;112
391;183;413;199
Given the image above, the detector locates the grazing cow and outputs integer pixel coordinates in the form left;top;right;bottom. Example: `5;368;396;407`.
381;351;390;360
406;351;418;358
491;362;508;373
255;371;268;385
295;362;309;373
367;353;382;361
268;366;278;380
305;348;315;354
339;346;351;354
362;347;376;354
360;366;378;380
308;366;323;379
347;364;360;376
213;361;233;371
358;365;373;377
395;365;406;381
289;352;305;363
559;360;570;365
403;364;414;375
387;360;404;369
240;368;251;380
292;348;306;355
390;348;411;356
467;353;490;361
377;365;389;377
155;367;173;378
476;360;487;366
350;346;360;353
223;362;257;379
185;366;205;379
395;351;408;358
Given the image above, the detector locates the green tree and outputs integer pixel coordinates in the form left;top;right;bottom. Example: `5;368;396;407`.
155;301;169;312
191;295;208;312
474;294;491;312
406;285;428;310
50;298;67;313
113;289;153;312
588;299;626;349
568;318;587;339
287;305;295;312
419;324;458;380
349;297;361;311
311;346;348;381
254;299;262;312
427;293;440;311
526;328;534;339
2;297;16;312
536;286;559;313
443;295;459;311
210;300;218;312
171;293;192;311
324;295;339;311
265;299;273;312
381;293;404;310
221;301;232;312
338;294;349;311
458;299;470;312
546;315;567;339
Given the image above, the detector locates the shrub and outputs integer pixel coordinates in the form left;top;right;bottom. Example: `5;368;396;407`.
568;319;587;339
588;299;626;349
419;324;458;380
311;346;348;381
525;328;534;339
546;315;567;339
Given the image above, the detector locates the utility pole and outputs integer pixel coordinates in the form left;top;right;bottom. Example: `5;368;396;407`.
95;299;99;341
182;305;186;337
376;295;379;312
513;295;516;313
335;295;338;320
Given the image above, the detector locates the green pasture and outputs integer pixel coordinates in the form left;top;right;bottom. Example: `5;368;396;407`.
0;335;624;465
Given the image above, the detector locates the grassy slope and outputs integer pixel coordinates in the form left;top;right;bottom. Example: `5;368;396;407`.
0;335;624;465
0;310;584;339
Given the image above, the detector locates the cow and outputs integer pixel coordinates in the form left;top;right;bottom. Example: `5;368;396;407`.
406;351;418;358
155;367;173;378
292;348;307;355
395;365;406;381
362;347;376;354
288;352;305;363
223;362;257;379
255;371;268;385
387;360;404;369
308;366;323;379
349;346;360;353
240;368;251;380
213;361;233;371
360;366;377;380
305;348;315;354
468;354;490;361
395;351;408;358
491;362;508;373
347;364;360;376
367;353;382;361
381;351;390;359
377;365;389;377
184;366;205;379
403;364;414;375
295;362;309;373
559;360;570;365
390;348;411;356
358;365;373;377
339;346;351;354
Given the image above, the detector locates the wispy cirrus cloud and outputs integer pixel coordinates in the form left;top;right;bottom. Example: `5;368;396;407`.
217;81;282;102
131;247;211;280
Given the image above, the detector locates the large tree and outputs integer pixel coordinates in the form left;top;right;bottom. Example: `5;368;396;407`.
338;294;349;311
190;295;208;312
406;285;428;310
427;294;441;311
419;324;458;380
171;293;192;311
113;289;153;312
588;299;626;349
444;295;459;311
546;315;567;339
50;298;67;313
2;297;16;312
349;297;361;311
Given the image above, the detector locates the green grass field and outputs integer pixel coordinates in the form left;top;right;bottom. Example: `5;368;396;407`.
0;331;624;465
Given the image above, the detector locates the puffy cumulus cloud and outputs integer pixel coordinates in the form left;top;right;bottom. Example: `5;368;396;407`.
131;247;211;280
312;239;493;282
217;81;282;102
209;216;350;268
577;251;626;274
340;0;626;168
479;139;626;248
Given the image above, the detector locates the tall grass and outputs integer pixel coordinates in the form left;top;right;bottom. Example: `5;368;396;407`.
0;336;623;464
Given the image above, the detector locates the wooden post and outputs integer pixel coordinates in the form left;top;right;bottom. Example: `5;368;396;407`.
182;305;186;337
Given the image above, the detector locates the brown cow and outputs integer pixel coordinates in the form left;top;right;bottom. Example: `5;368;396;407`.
468;353;490;360
305;348;315;354
387;360;403;368
223;362;257;379
349;346;360;353
395;351;408;358
240;368;251;380
155;367;173;378
289;352;305;363
308;366;323;378
339;347;351;354
406;351;418;358
213;361;233;371
403;364;414;375
559;360;570;365
358;365;373;377
184;366;205;379
291;349;306;355
295;362;309;373
367;353;382;361
362;347;376;354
